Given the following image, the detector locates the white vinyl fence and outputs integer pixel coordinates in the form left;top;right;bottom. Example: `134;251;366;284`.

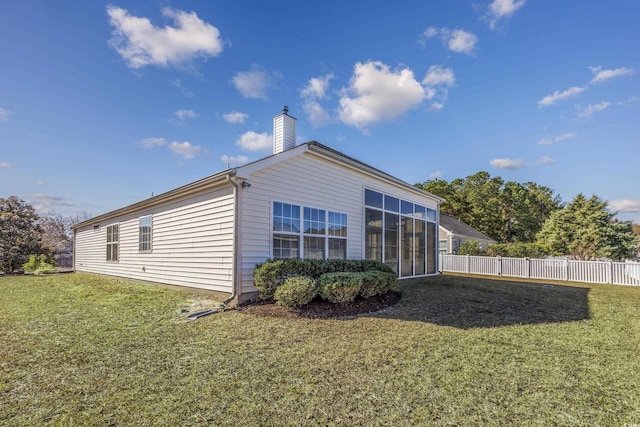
439;254;640;287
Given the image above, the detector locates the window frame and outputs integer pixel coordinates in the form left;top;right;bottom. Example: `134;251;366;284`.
271;201;347;260
364;187;438;278
139;215;152;253
106;224;119;262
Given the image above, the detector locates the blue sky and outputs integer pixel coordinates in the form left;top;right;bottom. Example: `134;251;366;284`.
1;1;639;223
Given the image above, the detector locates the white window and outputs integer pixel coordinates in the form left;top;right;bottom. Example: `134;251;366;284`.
272;202;347;260
106;224;119;262
139;215;152;252
273;202;300;259
328;211;347;259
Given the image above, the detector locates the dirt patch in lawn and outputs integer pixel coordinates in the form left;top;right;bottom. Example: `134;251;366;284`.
238;291;402;319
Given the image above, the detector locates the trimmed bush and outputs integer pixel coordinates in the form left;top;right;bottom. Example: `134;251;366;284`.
319;272;363;304
253;258;398;300
254;259;320;299
359;270;397;299
274;276;318;308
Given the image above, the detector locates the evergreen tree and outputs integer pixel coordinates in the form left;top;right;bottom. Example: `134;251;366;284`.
537;194;638;260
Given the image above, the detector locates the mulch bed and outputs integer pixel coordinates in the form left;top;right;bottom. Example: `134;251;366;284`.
238;291;402;319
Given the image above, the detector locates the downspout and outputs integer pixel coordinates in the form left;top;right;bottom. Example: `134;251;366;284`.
220;173;240;310
72;228;76;271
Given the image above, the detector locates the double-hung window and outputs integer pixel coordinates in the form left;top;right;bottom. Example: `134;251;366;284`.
273;202;347;260
303;207;325;259
106;224;119;262
327;211;347;259
273;202;301;259
139;215;152;252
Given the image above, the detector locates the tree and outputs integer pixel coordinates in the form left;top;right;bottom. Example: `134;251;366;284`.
536;194;638;261
457;240;483;256
0;196;44;273
40;213;91;268
417;172;561;243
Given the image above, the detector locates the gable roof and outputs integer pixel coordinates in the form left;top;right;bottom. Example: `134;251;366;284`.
439;214;496;242
73;141;443;229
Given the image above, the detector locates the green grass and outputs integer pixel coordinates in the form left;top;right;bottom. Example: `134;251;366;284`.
1;273;639;426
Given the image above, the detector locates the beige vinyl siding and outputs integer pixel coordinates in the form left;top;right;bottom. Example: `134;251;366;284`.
237;151;439;293
75;186;234;293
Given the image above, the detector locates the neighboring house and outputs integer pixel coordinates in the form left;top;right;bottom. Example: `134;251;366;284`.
73;108;443;301
438;214;496;254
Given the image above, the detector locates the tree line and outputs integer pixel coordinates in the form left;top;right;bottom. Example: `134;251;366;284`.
0;196;89;274
416;172;639;261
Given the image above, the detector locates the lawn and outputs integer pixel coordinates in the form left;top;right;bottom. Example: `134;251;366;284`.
1;273;639;426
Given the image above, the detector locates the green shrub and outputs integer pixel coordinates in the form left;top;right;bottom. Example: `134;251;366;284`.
319;272;363;304
22;254;57;275
359;260;396;274
359;270;397;298
486;243;549;258
254;259;319;299
274;276;318;308
254;258;398;300
458;240;483;256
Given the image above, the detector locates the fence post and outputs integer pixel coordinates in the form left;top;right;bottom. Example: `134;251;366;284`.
526;258;530;279
497;256;502;276
607;261;613;284
564;259;569;281
466;254;471;274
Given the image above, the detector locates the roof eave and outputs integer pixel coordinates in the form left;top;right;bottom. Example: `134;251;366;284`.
72;169;235;230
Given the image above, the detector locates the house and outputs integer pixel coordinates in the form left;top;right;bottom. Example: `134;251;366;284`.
72;108;443;301
438;213;496;254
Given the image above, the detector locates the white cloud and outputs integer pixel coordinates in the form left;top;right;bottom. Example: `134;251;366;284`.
220;154;249;166
618;96;640;106
35;180;45;185
490;158;526;169
302;100;332;128
172;79;193;97
537;86;585;108
301;74;334;99
168;141;204;159
428;102;445;111
447;29;479;54
139;137;167;148
420;27;477;55
609;199;640;213
535;156;556;165
171;109;197;126
0;107;12;121
0;161;11;168
422;26;439;40
106;6;223;70
430;171;442;179
422;65;455;87
231;66;279;99
236;131;272;151
578;101;611;118
487;0;526;29
539;132;576;145
338;61;427;130
222;110;248;124
589;66;634;84
300;74;335;127
29;193;77;215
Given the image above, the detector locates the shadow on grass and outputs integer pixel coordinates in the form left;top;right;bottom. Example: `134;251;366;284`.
369;274;591;329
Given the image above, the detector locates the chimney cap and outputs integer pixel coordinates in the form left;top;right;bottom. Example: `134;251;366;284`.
282;105;289;115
